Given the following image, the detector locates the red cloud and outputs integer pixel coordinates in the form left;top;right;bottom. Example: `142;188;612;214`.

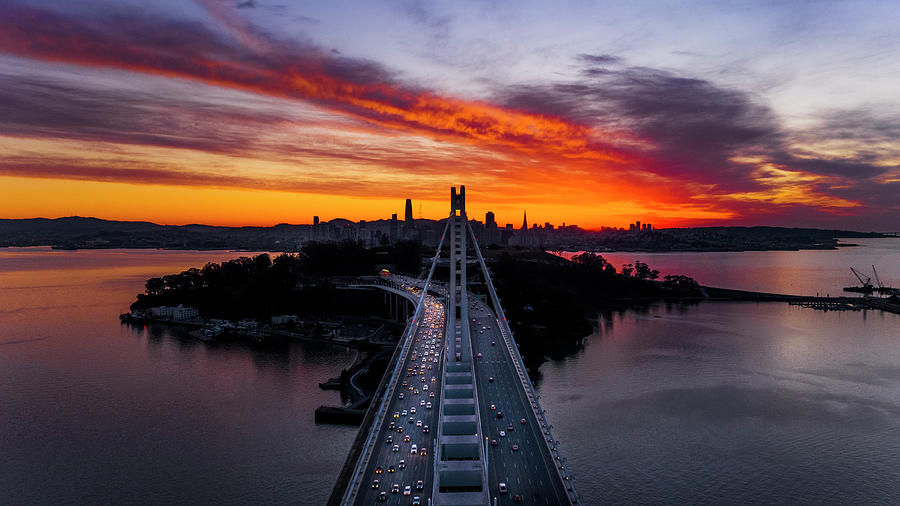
0;4;632;167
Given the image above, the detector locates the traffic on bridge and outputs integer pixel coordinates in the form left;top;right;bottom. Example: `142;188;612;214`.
332;187;577;506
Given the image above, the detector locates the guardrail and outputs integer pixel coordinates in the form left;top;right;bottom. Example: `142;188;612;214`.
338;219;450;505
467;222;580;505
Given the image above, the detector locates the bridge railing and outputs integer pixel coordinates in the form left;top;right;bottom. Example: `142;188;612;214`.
338;219;450;505
467;222;580;505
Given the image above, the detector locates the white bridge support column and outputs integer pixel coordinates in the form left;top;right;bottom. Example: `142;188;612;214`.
433;186;489;505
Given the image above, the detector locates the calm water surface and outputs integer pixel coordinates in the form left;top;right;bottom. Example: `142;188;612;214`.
2;244;900;504
539;302;900;504
0;248;356;505
563;237;900;296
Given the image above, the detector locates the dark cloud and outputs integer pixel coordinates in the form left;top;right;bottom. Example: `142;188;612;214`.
0;3;609;160
236;0;256;8
0;74;287;155
0;159;374;196
500;58;900;223
0;73;499;180
577;53;621;65
503;65;781;187
1;3;898;228
794;107;900;163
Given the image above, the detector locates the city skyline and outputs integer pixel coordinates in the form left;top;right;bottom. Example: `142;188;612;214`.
2;1;900;231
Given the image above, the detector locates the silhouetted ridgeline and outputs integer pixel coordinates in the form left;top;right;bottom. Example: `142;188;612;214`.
569;226;886;252
130;241;424;319
0;216;889;251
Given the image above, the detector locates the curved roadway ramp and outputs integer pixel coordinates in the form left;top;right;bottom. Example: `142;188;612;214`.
330;186;578;506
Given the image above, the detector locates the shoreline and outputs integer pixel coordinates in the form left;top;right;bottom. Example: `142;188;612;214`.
119;313;397;349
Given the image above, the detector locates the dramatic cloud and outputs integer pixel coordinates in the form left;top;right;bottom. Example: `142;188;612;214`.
577;53;622;65
501;57;899;221
0;1;898;228
0;3;629;165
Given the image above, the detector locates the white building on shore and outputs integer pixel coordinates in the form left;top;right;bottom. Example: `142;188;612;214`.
150;304;199;320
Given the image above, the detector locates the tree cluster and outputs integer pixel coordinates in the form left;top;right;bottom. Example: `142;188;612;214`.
132;240;425;319
488;251;701;373
621;260;660;280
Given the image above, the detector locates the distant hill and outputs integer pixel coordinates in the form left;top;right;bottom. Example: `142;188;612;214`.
0;216;889;252
0;216;314;250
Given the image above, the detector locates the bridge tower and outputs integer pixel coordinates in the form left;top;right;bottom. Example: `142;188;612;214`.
433;185;489;505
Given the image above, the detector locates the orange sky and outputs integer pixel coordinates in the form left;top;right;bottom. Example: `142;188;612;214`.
1;2;896;231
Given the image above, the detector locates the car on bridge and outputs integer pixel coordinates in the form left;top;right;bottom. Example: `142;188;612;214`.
498;482;508;494
403;485;411;496
372;479;380;489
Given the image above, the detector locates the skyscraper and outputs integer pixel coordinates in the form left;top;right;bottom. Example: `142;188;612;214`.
390;213;398;243
404;199;413;224
521;210;527;231
485;211;498;245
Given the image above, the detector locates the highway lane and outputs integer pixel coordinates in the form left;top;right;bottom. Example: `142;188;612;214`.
470;298;570;505
354;290;446;506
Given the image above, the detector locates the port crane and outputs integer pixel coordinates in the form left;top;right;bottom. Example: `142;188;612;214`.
844;267;874;294
844;266;900;296
873;265;884;290
872;265;900;296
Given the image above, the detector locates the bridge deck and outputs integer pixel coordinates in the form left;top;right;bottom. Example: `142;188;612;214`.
333;187;576;505
351;290;446;505
470;298;572;504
